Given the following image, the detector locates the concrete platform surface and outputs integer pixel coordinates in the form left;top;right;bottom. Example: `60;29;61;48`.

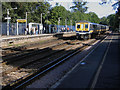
54;33;120;88
1;32;76;47
1;32;75;40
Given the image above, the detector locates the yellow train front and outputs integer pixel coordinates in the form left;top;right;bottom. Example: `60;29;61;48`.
76;21;109;39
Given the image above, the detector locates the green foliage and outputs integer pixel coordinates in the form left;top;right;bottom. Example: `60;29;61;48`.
87;12;100;23
100;17;108;25
2;2;101;26
2;2;51;24
70;1;88;13
45;20;51;25
107;14;116;26
100;0;120;31
100;14;119;30
70;11;100;25
50;6;68;25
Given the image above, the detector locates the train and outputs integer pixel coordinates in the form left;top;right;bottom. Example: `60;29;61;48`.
76;21;109;39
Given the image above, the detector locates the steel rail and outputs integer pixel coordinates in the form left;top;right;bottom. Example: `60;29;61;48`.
2;35;107;89
2;38;99;90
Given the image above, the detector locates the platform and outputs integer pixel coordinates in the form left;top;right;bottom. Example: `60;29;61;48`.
53;33;120;88
1;32;76;47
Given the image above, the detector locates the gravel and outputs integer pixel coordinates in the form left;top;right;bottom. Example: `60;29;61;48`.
26;39;99;88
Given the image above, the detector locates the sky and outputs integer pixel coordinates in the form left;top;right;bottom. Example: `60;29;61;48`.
48;0;118;18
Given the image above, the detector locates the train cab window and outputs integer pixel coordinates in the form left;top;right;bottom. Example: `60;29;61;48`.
77;24;80;28
85;24;88;29
81;24;84;29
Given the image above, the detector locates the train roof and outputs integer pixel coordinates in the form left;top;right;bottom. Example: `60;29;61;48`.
76;21;109;27
76;21;99;25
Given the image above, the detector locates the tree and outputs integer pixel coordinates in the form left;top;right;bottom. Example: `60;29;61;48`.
2;2;100;27
107;14;115;26
100;0;120;31
2;2;51;24
100;17;108;25
99;14;117;30
87;12;100;23
50;6;69;25
55;2;59;6
70;1;88;13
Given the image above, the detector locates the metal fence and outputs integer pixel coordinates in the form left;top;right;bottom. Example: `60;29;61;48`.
2;23;25;35
1;22;75;36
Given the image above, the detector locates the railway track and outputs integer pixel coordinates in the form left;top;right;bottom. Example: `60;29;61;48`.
2;40;69;64
2;35;106;89
2;38;65;60
2;38;82;85
2;41;77;74
2;35;76;57
2;36;77;63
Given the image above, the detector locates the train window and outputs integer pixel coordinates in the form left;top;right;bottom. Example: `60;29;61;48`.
90;24;93;29
77;24;80;28
85;24;88;29
81;24;84;29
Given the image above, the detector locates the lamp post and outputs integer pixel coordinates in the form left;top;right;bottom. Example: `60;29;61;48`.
70;20;72;30
45;11;50;33
58;17;61;32
6;7;17;36
47;11;50;24
65;18;68;32
40;13;45;34
41;13;42;25
119;17;120;32
26;11;34;34
74;21;76;32
41;13;45;25
26;12;30;29
65;19;67;27
118;2;120;32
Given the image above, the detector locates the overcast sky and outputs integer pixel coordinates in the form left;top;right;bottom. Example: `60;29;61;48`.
48;0;118;18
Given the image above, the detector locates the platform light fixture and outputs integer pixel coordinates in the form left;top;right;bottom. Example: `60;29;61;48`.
6;7;17;36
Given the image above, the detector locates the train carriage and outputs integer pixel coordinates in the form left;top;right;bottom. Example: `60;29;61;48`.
76;21;109;39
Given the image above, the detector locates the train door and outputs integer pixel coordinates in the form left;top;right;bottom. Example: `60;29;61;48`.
81;23;84;31
76;23;81;32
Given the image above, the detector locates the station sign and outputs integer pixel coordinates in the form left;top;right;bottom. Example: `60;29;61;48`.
5;17;11;20
17;19;26;23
